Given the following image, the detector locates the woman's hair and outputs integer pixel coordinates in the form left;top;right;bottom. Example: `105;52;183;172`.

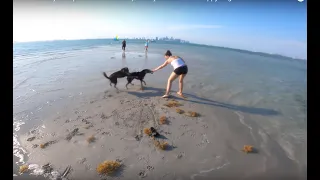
165;50;172;56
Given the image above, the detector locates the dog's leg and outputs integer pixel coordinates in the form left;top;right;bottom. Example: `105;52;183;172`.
140;80;144;90
125;82;130;89
128;78;134;86
142;80;147;85
110;83;112;86
114;84;120;93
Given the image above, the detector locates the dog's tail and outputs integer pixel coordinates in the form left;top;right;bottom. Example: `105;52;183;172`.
102;72;110;79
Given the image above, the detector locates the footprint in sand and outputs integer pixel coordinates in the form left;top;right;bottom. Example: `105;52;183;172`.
186;130;196;138
139;170;147;178
100;113;108;119
77;158;87;164
177;152;185;159
85;164;92;171
202;124;209;129
101;131;112;136
146;165;154;171
196;143;207;148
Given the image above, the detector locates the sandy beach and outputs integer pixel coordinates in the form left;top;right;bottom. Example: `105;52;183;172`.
17;86;304;180
13;41;307;180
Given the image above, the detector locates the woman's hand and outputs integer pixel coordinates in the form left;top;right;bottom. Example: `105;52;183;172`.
152;61;168;72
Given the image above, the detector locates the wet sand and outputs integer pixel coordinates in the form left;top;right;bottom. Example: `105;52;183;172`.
18;85;305;180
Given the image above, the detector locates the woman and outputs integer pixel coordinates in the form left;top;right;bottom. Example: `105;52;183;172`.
145;40;149;52
152;50;188;98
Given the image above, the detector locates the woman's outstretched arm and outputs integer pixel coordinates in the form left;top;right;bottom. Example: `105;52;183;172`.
153;60;169;72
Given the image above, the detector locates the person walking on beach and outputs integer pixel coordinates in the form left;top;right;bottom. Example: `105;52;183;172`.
145;40;149;52
152;50;188;98
122;39;126;51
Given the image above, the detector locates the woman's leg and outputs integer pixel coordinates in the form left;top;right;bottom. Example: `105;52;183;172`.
177;74;187;98
163;72;178;97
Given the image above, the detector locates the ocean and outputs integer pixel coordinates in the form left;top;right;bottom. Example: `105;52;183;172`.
13;39;307;178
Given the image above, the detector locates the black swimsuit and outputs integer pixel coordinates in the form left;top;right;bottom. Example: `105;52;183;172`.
174;65;188;75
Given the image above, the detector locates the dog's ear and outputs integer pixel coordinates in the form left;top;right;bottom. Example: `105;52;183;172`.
121;67;129;73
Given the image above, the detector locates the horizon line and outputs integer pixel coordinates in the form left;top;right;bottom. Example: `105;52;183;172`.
13;38;307;61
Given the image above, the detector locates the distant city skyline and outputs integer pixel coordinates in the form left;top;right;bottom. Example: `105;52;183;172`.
128;36;190;43
13;0;306;59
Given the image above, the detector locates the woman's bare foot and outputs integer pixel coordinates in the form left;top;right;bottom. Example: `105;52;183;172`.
162;94;170;98
177;92;187;98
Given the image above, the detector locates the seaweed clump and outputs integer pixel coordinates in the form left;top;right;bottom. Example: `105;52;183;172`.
144;128;152;136
175;108;184;114
96;160;121;175
87;135;96;143
153;139;169;150
39;140;56;149
19;165;29;173
159;116;167;125
242;145;254;153
186;111;200;117
164;100;182;108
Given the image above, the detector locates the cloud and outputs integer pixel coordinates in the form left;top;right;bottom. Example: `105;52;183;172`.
167;24;223;31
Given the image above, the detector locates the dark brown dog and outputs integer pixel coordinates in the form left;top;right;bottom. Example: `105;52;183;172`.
126;69;153;90
102;67;130;90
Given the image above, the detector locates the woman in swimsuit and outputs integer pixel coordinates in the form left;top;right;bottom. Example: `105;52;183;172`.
145;40;149;52
152;50;188;98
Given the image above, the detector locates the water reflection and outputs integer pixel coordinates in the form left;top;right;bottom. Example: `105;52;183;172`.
143;51;148;69
122;52;127;68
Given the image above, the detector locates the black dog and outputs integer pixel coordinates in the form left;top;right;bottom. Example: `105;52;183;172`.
126;69;153;90
103;67;130;90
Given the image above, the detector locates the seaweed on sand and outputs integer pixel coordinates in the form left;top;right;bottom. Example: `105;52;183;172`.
96;160;121;175
242;145;255;153
175;108;184;114
164;100;182;108
87;135;96;143
144;128;152;136
159;116;167;125
185;111;200;117
39;140;56;149
19;165;29;173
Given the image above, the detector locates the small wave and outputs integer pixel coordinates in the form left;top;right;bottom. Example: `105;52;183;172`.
234;111;256;142
13;76;33;89
43;88;64;93
13;120;27;166
190;161;230;180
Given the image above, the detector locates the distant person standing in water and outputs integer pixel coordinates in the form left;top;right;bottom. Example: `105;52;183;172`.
122;39;126;51
152;50;188;98
145;40;149;52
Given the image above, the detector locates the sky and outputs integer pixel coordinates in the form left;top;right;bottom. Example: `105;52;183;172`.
13;0;307;59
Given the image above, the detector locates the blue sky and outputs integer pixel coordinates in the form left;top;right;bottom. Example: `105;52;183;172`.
13;0;307;59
